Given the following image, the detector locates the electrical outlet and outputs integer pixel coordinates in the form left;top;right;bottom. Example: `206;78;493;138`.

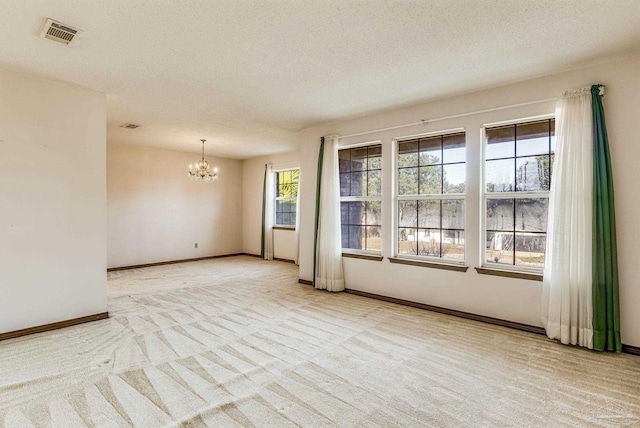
194;243;198;248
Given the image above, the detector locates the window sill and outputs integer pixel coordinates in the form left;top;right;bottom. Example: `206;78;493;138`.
273;226;296;231
341;252;383;261
475;267;543;281
387;257;468;272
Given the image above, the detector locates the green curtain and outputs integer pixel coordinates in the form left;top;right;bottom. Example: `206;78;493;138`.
261;164;267;259
591;85;621;352
312;137;325;286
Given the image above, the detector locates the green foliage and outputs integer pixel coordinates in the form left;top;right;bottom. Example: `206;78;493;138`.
277;169;299;198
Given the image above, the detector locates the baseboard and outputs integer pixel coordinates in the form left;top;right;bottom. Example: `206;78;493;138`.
243;254;295;264
342;289;640;356
0;312;109;342
622;344;640;356
107;253;245;271
344;289;548;335
242;253;262;259
298;278;313;286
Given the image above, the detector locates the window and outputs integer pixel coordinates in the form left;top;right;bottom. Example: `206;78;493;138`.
396;132;465;262
483;118;555;270
339;144;382;253
274;169;299;227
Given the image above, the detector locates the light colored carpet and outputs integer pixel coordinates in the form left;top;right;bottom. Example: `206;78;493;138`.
1;256;640;427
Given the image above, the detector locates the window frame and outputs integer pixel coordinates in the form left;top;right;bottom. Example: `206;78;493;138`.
273;167;299;229
392;128;467;266
480;114;555;274
338;140;383;256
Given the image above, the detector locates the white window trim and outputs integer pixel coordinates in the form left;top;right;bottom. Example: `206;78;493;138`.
392;131;467;266
480;114;554;274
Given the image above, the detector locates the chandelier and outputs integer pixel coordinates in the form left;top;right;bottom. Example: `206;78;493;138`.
188;139;218;181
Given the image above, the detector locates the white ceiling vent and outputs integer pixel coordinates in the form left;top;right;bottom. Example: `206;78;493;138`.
39;18;82;46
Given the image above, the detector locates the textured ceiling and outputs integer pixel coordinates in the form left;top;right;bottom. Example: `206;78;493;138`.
0;1;639;159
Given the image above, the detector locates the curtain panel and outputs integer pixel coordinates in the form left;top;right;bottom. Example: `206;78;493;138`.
261;163;274;260
591;84;621;352
542;84;621;352
313;135;345;291
542;87;594;348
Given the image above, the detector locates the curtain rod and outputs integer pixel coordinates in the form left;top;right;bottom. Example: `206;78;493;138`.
338;97;558;140
337;85;605;140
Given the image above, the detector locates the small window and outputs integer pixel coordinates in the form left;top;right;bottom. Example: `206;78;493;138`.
274;169;299;227
339;144;382;253
484;118;554;270
396;132;466;262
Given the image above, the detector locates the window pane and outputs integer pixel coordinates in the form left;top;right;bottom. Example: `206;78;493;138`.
419;165;442;194
419;136;441;165
341;225;349;248
398;200;417;228
486;198;514;231
516;120;549;157
443;133;465;164
515;233;546;268
340;202;349;225
398;141;419;168
398;167;418;195
398;228;418;255
339;172;351;196
350;147;367;171
291;169;300;183
346;225;364;250
339;150;351;173
276;200;290;213
290;184;298;197
350;171;366;197
442;230;465;261
516;156;550;191
486;159;515;192
290;212;297;225
515;198;548;232
417;229;440;257
348;201;365;225
486;231;514;265
365;226;381;252
365;201;381;226
486;125;515;160
368;145;382;170
275;212;283;225
443;163;465;193
418;200;439;228
367;170;381;196
281;213;291;225
442;200;464;229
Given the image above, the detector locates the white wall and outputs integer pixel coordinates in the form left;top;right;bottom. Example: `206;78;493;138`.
298;55;640;347
273;229;298;261
0;70;107;334
242;151;300;258
107;144;243;268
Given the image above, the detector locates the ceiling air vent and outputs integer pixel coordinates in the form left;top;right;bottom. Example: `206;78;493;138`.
120;123;141;129
39;18;82;46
